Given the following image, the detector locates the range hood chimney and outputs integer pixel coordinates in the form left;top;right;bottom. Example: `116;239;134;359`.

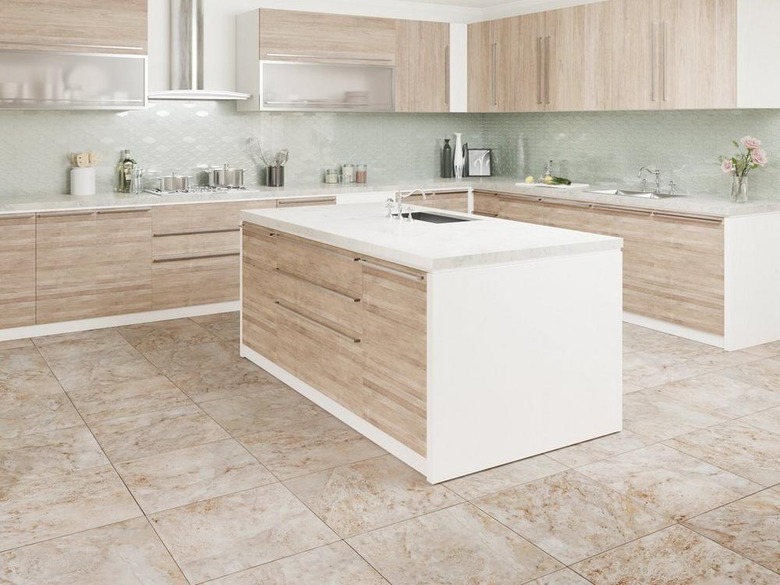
148;0;249;101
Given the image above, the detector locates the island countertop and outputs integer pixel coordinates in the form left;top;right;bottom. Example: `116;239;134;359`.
242;202;622;272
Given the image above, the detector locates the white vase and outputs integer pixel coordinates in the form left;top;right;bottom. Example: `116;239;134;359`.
70;167;96;196
453;132;464;179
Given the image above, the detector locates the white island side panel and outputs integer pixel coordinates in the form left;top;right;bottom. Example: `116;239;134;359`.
426;250;623;483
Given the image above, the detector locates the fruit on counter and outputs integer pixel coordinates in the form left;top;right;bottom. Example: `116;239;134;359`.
524;176;535;183
542;176;572;185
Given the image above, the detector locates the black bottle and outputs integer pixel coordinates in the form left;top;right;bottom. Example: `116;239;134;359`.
441;139;453;178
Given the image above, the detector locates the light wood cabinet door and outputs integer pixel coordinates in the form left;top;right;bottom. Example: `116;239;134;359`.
396;20;449;113
405;191;468;213
546;2;613;111
36;209;151;324
472;191;500;217
0;0;147;54
610;0;659;110
259;9;396;64
659;0;736;109
467;20;494;112
502;13;546;112
242;225;278;361
0;214;36;329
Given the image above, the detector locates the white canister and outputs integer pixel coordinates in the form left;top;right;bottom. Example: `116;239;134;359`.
341;163;355;183
71;167;96;196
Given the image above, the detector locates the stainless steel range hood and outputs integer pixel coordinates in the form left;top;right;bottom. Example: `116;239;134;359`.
148;0;249;101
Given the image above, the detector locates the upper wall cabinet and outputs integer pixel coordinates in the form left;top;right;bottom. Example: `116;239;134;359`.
257;9;396;64
611;0;736;110
396;20;450;112
0;0;147;54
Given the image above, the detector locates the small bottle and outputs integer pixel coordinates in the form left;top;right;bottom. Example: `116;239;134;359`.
115;149;136;193
342;163;355;183
355;164;367;184
441;139;453;178
542;159;553;182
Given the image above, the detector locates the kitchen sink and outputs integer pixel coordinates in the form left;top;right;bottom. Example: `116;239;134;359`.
587;188;683;199
409;211;475;224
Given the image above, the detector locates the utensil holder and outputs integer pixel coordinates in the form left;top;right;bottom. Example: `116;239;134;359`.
267;165;284;187
70;167;96;196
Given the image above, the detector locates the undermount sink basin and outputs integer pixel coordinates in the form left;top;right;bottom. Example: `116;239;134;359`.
587;188;683;199
409;211;475;224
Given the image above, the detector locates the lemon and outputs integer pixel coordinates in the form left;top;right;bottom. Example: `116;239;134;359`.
543;175;554;184
524;176;534;184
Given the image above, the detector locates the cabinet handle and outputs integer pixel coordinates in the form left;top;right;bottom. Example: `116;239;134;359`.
544;36;551;105
653;211;723;225
275;267;361;302
361;259;426;282
36;210;95;218
277;197;336;206
0;40;144;51
662;21;668;102
473;211;499;218
275;301;361;344
651;22;657;102
498;194;542;203
154;228;240;237
0;213;35;220
444;44;450;108
96;208;150;215
265;52;392;64
542;198;592;209
153;252;239;263
491;42;497;107
536;37;543;105
592;204;653;218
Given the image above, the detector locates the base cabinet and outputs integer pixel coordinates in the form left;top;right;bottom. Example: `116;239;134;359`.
0;214;36;328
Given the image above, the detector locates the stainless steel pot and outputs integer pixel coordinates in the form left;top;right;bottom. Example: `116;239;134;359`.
207;163;244;188
160;173;191;192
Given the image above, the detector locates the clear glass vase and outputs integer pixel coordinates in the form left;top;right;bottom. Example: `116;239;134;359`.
731;174;748;203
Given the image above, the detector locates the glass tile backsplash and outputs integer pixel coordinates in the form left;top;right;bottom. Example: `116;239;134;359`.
1;101;779;199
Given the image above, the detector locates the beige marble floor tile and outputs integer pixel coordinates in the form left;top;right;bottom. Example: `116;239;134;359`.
145;341;284;402
32;327;129;352
622;323;714;357
718;356;780;393
0;425;108;487
573;524;780;584
547;430;653;468
523;569;593;585
0;338;33;350
0;465;141;552
116;438;276;514
118;318;217;353
739;405;780;434
285;455;462;538
0;387;83;440
207;541;387;585
200;389;323;438
667;421;780;487
622;381;644;394
65;374;193;424
150;483;338;584
623;348;751;390
657;372;780;419
0;517;188;585
349;503;562;585
578;444;762;522
191;312;240;344
239;412;385;480
42;344;161;394
89;403;230;462
475;470;671;565
685;489;780;573
443;455;568;500
0;346;63;394
742;339;780;359
623;387;728;442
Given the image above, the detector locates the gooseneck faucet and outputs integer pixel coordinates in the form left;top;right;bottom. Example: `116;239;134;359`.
386;188;428;221
638;166;662;194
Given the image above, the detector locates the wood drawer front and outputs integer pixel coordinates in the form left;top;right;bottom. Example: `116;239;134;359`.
259;9;396;63
499;196;547;223
0;214;36;328
275;301;364;414
362;258;427;456
153;230;240;261
275;270;362;339
409;191;468;213
276;235;362;299
473;191;500;217
152;254;239;310
36;209;151;323
243;224;278;272
624;286;724;336
242;227;278;359
152;201;271;236
276;196;337;208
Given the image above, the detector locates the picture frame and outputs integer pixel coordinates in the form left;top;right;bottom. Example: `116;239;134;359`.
467;148;492;177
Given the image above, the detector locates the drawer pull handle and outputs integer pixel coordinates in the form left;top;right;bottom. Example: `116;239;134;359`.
277;197;336;206
154;227;240;237
153;252;239;263
276;268;361;302
275;301;361;343
0;213;35;220
361;259;426;282
652;211;723;225
473;211;499;218
37;211;96;218
96;208;151;215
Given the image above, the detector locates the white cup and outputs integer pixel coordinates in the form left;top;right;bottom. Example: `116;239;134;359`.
71;167;96;196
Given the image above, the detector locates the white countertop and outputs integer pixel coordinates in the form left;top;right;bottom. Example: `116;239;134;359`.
242;203;622;272
2;177;779;217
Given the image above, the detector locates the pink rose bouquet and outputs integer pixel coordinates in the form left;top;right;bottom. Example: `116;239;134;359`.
720;136;768;202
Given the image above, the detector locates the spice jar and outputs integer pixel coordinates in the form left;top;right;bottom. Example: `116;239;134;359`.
341;163;355;183
324;169;339;184
355;164;367;184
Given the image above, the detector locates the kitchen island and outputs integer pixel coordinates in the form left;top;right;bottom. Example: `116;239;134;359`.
240;203;623;483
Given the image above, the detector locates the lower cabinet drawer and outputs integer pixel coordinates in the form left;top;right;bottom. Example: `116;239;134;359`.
276;234;362;299
275;300;364;414
152;230;240;260
413;191;468;213
152;254;239;310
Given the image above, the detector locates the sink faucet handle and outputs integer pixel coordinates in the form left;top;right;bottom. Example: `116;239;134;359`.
668;180;677;195
385;198;396;218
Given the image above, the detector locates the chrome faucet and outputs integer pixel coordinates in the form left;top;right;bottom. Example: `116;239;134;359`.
387;188;427;221
638;166;662;194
